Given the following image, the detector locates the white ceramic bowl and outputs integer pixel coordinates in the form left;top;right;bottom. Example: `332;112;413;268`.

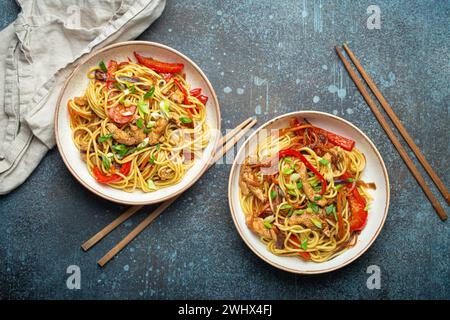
228;111;389;274
55;41;221;205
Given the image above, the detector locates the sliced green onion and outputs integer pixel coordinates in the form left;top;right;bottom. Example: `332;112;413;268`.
347;177;354;182
147;120;156;128
101;154;111;171
149;154;156;165
155;143;161;151
301;238;308;250
310;218;322;229
112;144;129;157
137;101;149;118
143;86;155;99
137;137;149;151
290;173;300;182
314;195;322;201
282;167;294;175
285;183;296;190
270;190;277;200
143;128;151;134
279;204;293;211
293;209;305;215
319;158;329;166
99;60;107;73
179;116;192;124
263;215;275;229
326;204;335;215
136;118;144;129
147;179;157;190
307;202;319;213
99;133;112;143
297;181;303;189
160;100;170;117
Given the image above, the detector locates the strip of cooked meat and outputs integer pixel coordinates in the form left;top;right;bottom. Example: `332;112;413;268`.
170;89;184;104
246;215;277;240
149;117;168;145
106;123;145;146
239;164;267;202
297;162;328;207
74;96;88;106
288;213;331;237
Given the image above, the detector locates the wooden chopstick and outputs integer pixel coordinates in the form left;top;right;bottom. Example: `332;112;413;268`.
343;43;450;205
335;46;447;221
97;118;257;267
81;117;254;252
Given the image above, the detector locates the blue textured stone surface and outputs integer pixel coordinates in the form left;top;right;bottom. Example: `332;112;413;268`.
0;0;449;299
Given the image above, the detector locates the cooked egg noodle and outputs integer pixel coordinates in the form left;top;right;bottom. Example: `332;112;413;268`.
68;61;210;192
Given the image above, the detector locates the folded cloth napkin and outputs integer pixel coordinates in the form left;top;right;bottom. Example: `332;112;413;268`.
0;0;166;194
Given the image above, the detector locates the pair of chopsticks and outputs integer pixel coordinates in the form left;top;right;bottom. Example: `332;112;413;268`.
82;117;257;266
336;43;449;221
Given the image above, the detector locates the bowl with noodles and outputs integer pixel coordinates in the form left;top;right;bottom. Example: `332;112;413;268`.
55;41;221;205
228;111;389;274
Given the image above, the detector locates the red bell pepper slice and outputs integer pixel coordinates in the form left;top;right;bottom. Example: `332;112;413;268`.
173;78;190;105
315;128;355;151
338;171;367;231
93;161;131;184
134;52;184;74
189;88;202;97
348;188;368;232
197;94;208;105
278;149;327;195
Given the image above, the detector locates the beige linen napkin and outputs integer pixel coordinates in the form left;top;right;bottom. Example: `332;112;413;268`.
0;0;166;194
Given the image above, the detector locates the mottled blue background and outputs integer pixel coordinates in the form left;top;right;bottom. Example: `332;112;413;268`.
1;0;449;299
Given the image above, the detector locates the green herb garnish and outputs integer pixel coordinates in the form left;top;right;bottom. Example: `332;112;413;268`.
112;144;129;157
99;133;112;143
319;158;329;166
310;218;322;229
136;118;143;129
326;204;336;215
314;195;322;201
155;143;161;151
137;101;149;118
270;190;277;200
279;204;293;211
143;86;155;99
293;209;305;215
101;154;111;171
179;116;193;124
160;100;170;117
301;238;308;250
282;167;294;175
99;60;107;73
307;202;319;213
297;181;303;189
